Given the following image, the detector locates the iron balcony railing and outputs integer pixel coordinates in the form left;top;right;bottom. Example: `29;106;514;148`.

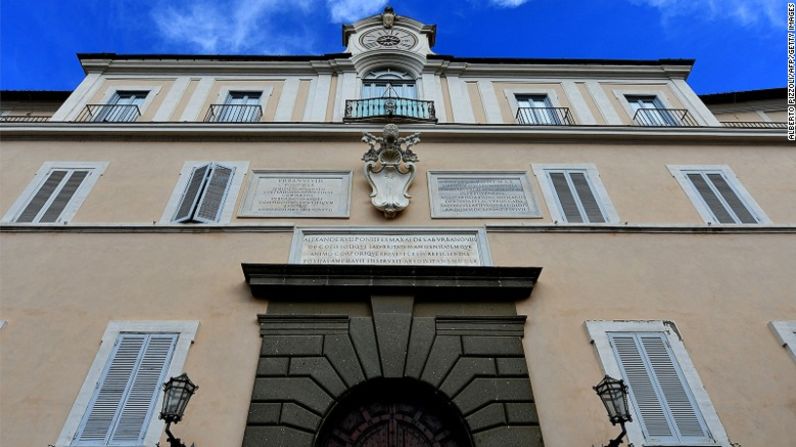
0;115;50;122
204;104;263;123
632;108;698;127
721;121;787;129
515;107;575;126
76;104;141;122
344;97;437;122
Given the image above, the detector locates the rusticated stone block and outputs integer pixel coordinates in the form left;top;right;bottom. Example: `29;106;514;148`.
466;402;506;432
281;402;321;431
505;402;539;425
256;357;289;376
440;357;496;397
323;334;365;387
242;426;314;447
453;378;533;414
472;426;544;447
403;317;435;378
349;317;382;379
261;335;323;356
496;357;528;376
289;357;347;397
462;336;524;356
420;336;462;387
253;377;332;414
247;402;281;424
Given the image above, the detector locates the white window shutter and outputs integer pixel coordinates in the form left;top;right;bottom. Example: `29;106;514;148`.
16;170;68;222
194;164;234;223
173;164;210;223
705;173;757;223
39;170;89;223
549;172;582;222
686;173;735;223
75;333;177;445
569;172;605;223
110;335;177;443
610;333;711;444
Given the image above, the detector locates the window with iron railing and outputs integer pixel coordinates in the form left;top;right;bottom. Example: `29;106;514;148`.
514;95;574;126
345;69;436;122
626;95;698;127
76;91;147;122
206;91;263;123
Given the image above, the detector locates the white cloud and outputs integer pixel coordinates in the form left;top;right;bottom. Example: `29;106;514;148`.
488;0;530;7
631;0;780;29
326;0;388;23
152;0;311;53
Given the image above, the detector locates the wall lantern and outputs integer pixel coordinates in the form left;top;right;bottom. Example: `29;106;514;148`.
593;375;632;447
158;373;198;447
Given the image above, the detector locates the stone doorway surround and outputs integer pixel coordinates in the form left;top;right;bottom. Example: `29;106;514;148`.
240;264;544;447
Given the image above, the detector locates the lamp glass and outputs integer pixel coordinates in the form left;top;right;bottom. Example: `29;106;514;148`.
160;373;197;424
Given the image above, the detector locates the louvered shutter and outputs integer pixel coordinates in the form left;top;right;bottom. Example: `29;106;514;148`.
569;172;606;223
75;333;177;446
686;173;734;223
39;170;89;223
706;173;757;223
173;164;210;223
549;172;582;223
194;164;234;223
609;332;711;444
16;170;67;222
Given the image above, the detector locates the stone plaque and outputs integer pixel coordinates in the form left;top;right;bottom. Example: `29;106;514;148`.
428;171;540;218
290;228;492;266
240;171;352;217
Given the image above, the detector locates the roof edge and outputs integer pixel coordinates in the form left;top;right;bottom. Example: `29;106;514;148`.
699;87;786;104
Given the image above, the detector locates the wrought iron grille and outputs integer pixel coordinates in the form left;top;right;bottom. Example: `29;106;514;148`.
204;104;263;123
632;108;698;127
344;97;437;122
76;104;141;122
515;107;575;126
721;121;787;129
0;115;50;122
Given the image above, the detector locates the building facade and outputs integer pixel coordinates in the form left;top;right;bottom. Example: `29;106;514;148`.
1;8;794;447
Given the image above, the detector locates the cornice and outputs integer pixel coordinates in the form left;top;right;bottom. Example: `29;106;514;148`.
2;223;795;234
0;122;787;144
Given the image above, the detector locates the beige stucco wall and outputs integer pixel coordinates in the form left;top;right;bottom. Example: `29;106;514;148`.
1;230;794;447
1;136;794;446
1;139;794;226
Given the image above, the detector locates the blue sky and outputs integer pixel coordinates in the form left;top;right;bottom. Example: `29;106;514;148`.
0;0;784;94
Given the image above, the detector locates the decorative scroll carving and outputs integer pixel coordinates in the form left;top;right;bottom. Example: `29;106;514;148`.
361;124;420;218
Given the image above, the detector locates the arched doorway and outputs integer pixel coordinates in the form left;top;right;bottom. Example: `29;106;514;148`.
315;378;474;447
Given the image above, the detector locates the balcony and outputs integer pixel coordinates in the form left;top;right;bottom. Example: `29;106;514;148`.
76;104;141;122
0;115;50;122
344;97;437;123
721;121;786;129
204;104;263;123
516;107;575;126
632;108;698;127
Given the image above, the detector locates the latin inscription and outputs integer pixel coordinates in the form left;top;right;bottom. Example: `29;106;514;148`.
292;230;491;265
429;172;540;218
240;171;351;217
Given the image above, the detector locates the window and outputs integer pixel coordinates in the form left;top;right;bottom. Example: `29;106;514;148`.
2;161;108;224
668;165;770;224
361;69;416;99
216;91;262;122
161;161;248;224
533;164;619;224
586;321;730;446
769;321;796;363
95;91;148;122
55;321;198;447
515;94;560;125
625;95;678;126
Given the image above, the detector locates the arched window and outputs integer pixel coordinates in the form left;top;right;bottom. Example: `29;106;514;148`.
362;68;417;99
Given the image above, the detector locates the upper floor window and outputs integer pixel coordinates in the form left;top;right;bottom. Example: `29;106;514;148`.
625;94;698;127
515;94;567;125
161;161;249;224
533;164;619;224
2;161;107;224
668;165;770;224
97;91;147;122
207;91;263;123
362;69;416;99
